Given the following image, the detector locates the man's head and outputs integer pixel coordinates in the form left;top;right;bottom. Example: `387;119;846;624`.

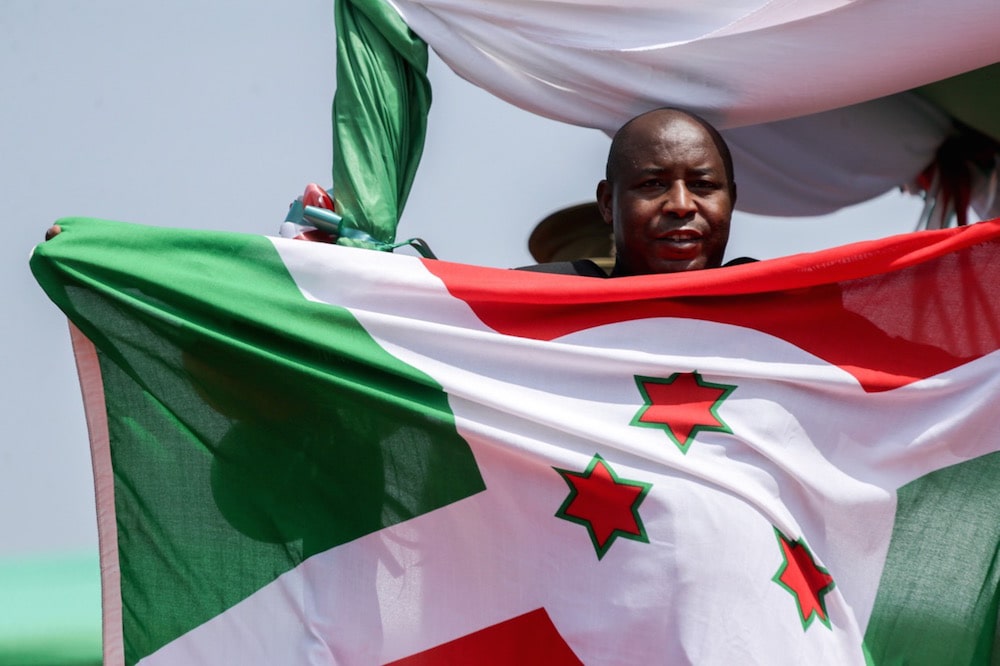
597;108;736;276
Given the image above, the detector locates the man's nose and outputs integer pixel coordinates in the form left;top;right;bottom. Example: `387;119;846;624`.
662;181;696;216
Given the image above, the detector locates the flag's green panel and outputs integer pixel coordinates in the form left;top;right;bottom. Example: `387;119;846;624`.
916;63;1000;144
30;218;485;665
864;452;1000;665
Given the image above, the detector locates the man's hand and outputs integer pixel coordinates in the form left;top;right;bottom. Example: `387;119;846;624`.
280;184;339;243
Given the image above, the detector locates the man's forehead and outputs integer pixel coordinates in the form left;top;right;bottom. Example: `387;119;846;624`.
631;163;722;175
619;123;725;168
605;108;734;188
623;114;713;148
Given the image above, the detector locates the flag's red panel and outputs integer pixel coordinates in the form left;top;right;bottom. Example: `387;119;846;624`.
426;222;1000;392
386;608;583;666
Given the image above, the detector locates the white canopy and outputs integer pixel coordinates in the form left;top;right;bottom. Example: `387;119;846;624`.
389;0;1000;215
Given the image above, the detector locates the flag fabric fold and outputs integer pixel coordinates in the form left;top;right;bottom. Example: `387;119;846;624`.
382;0;999;215
30;216;1000;664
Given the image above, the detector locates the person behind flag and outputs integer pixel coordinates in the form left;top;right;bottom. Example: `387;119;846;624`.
520;107;748;277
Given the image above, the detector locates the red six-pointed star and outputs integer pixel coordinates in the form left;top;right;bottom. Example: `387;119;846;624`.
631;371;736;453
554;454;651;560
772;529;836;630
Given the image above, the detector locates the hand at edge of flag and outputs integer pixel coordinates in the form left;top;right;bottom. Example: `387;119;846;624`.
44;224;61;241
280;183;339;244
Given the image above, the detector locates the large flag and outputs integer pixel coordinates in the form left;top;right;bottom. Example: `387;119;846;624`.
31;216;1000;664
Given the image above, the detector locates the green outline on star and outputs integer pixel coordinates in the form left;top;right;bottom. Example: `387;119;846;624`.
772;528;836;631
553;453;652;560
630;371;736;454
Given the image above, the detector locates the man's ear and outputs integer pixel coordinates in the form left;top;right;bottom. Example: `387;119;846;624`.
730;181;738;207
596;180;613;225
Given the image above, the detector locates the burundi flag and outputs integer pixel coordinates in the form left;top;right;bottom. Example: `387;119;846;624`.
31;216;1000;665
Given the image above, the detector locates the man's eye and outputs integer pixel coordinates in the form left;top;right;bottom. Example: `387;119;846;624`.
691;180;719;190
640;179;664;188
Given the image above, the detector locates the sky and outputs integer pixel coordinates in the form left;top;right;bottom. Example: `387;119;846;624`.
1;1;924;559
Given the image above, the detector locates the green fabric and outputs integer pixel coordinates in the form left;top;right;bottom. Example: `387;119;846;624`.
916;64;1000;144
0;551;101;666
332;0;431;246
30;218;485;665
864;452;1000;664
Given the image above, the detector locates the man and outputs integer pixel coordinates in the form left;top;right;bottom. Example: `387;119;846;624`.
521;107;741;277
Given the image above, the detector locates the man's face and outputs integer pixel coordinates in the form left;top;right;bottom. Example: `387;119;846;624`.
598;114;734;276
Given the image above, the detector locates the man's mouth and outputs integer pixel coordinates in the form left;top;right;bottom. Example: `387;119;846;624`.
659;229;704;244
656;229;705;257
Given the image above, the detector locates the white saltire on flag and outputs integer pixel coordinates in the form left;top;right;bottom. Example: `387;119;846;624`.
31;217;1000;664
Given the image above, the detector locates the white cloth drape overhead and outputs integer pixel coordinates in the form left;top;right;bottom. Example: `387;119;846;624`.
389;0;1000;215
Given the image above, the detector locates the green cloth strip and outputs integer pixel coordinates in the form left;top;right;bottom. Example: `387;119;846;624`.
332;0;431;247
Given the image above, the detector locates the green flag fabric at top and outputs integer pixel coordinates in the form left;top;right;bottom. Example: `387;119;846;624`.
331;0;430;245
30;216;1000;664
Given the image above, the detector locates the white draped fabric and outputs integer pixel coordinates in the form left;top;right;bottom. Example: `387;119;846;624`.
389;0;1000;214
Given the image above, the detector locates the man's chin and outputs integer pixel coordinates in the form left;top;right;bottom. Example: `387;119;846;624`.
613;258;705;276
652;257;708;275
